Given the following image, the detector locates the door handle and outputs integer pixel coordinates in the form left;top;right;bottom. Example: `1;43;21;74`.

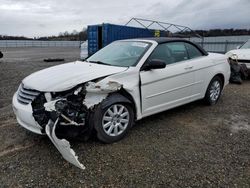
184;66;193;70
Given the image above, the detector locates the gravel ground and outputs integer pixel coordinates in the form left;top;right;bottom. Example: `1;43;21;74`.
0;47;249;187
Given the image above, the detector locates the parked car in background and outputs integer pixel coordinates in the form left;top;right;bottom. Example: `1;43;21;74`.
80;40;88;60
12;38;230;169
226;39;250;69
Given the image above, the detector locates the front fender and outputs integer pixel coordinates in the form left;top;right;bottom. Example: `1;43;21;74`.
101;93;132;109
88;93;133;132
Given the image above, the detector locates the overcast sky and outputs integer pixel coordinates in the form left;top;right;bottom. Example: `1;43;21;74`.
0;0;249;37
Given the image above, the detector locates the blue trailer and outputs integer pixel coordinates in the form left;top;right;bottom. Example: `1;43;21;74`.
87;23;165;56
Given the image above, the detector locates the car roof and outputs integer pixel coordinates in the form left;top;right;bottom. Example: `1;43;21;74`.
133;37;208;56
137;37;190;44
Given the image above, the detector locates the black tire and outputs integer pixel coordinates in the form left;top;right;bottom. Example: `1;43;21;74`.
204;76;223;105
92;101;134;144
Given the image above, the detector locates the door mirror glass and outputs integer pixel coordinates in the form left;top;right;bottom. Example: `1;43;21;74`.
142;59;166;71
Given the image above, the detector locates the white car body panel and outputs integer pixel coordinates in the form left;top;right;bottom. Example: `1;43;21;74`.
140;52;230;118
12;92;43;134
45;119;85;170
22;61;127;92
12;38;230;169
95;67;142;119
226;49;250;68
193;53;230;98
140;59;195;116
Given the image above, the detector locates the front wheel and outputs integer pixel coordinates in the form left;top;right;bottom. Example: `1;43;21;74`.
204;76;223;105
93;103;134;143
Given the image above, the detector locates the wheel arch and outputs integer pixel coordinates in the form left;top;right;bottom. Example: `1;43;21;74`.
101;90;137;120
91;91;136;143
203;73;224;105
202;72;225;99
213;73;225;87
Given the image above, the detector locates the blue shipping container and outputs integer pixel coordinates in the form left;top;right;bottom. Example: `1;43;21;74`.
88;23;165;56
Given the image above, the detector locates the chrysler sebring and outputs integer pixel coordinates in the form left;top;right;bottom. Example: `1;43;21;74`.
12;38;230;169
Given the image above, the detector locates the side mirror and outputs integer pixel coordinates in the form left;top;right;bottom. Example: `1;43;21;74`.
142;59;166;71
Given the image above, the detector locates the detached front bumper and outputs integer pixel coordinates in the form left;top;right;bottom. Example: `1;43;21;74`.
12;92;44;135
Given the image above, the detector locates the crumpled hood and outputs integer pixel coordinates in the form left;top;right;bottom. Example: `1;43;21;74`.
226;49;250;60
23;61;128;92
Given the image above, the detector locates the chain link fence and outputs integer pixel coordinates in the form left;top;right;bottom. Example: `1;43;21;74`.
0;40;81;48
190;35;250;53
1;36;250;54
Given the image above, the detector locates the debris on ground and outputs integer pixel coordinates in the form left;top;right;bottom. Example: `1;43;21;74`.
44;58;65;62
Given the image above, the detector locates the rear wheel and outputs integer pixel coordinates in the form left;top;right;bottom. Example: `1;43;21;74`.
204;76;223;105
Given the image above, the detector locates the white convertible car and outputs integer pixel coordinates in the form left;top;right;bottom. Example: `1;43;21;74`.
226;39;250;69
12;38;230;169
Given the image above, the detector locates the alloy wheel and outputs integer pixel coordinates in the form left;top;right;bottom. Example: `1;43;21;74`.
102;104;130;137
209;80;221;102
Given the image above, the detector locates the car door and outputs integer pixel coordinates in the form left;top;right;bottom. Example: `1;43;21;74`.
184;42;214;99
140;42;196;117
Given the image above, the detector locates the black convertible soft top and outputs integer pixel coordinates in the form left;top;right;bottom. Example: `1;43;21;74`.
138;37;208;56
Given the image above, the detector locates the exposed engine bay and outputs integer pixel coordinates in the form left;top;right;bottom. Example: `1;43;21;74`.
32;85;88;134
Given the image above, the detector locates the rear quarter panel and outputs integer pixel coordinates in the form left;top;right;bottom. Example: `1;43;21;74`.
195;53;230;98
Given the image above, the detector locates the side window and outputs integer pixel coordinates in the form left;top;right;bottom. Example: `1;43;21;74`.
148;44;175;65
185;43;203;59
148;42;201;65
166;42;189;62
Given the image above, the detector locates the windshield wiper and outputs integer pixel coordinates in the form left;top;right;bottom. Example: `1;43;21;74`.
88;60;111;66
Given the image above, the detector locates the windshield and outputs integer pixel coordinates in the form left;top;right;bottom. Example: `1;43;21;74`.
87;41;150;67
240;40;250;49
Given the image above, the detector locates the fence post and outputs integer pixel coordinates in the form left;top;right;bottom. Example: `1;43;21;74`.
224;40;228;53
201;37;204;48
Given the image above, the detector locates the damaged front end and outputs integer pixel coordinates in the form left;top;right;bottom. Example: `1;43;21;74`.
31;81;123;169
32;85;90;136
31;85;90;170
